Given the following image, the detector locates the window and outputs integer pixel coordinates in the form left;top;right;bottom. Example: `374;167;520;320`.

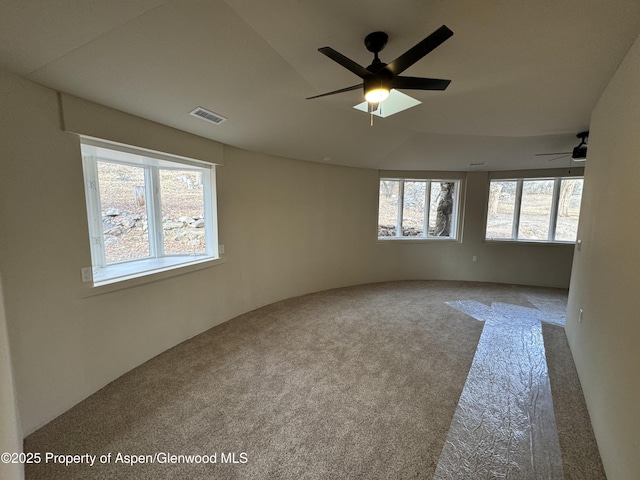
378;179;461;240
485;176;583;242
81;138;218;285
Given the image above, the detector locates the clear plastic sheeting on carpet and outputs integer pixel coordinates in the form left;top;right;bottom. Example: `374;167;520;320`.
524;293;567;326
433;301;565;480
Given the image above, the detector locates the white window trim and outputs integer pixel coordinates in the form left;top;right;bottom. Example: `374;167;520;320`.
378;178;462;241
78;256;226;298
80;137;219;286
485;176;583;244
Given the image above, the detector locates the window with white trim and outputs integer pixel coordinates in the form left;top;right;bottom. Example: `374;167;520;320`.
378;179;461;240
81;138;218;285
485;176;583;242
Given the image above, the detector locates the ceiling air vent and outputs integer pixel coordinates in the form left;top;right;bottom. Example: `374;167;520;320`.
189;106;227;125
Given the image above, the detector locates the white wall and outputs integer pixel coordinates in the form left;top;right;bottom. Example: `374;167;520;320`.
0;274;24;480
566;33;640;480
0;68;576;438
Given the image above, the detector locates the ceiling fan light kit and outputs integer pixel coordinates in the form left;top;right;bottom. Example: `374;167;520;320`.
364;85;390;103
354;89;422;118
307;25;454;122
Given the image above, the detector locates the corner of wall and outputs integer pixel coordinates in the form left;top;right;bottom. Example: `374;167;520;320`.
0;272;25;480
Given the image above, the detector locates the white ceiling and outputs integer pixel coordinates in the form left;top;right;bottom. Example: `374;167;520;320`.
2;0;640;171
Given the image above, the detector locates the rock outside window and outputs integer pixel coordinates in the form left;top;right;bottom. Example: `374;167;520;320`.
80;138;219;285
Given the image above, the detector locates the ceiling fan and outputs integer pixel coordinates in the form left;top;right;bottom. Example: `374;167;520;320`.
306;25;454;113
536;131;589;162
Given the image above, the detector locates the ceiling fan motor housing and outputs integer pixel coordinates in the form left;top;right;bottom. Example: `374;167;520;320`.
364;74;391;91
572;145;587;159
364;31;388;54
572;131;589;159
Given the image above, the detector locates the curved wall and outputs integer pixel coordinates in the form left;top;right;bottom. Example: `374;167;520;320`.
0;69;574;437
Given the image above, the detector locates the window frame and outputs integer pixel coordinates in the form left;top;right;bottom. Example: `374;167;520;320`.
80;137;219;286
484;175;583;244
377;177;462;241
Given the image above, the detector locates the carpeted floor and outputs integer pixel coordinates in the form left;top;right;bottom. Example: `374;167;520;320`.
542;322;606;480
24;281;605;479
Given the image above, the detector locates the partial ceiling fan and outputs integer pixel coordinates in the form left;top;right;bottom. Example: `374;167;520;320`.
306;26;453;114
536;131;589;162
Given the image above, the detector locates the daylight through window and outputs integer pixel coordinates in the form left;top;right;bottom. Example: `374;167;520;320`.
485;177;583;242
81;138;218;285
378;179;461;240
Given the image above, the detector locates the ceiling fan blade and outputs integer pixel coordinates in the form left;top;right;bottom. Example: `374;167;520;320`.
306;83;363;100
535;152;571;156
318;47;372;79
385;25;454;76
393;76;451;91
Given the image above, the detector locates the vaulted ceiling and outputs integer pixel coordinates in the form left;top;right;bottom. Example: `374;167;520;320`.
2;0;640;170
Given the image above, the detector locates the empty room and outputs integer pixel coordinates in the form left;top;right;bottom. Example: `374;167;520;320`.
1;1;639;479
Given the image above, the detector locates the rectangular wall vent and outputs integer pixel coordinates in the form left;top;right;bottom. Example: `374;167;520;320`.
189;106;227;125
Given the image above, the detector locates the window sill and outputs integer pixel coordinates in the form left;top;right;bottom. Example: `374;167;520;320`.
377;237;459;244
78;255;226;298
484;239;576;246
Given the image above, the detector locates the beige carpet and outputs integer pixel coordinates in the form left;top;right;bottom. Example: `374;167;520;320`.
542;322;606;480
24;281;605;479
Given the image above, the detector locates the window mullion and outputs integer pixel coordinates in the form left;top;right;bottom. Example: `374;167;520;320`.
513;179;523;240
396;180;404;238
549;178;561;241
424;181;432;238
82;155;107;268
203;168;217;257
450;182;458;240
145;166;163;258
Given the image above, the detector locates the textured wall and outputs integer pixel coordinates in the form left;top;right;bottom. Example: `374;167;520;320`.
566;32;640;480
